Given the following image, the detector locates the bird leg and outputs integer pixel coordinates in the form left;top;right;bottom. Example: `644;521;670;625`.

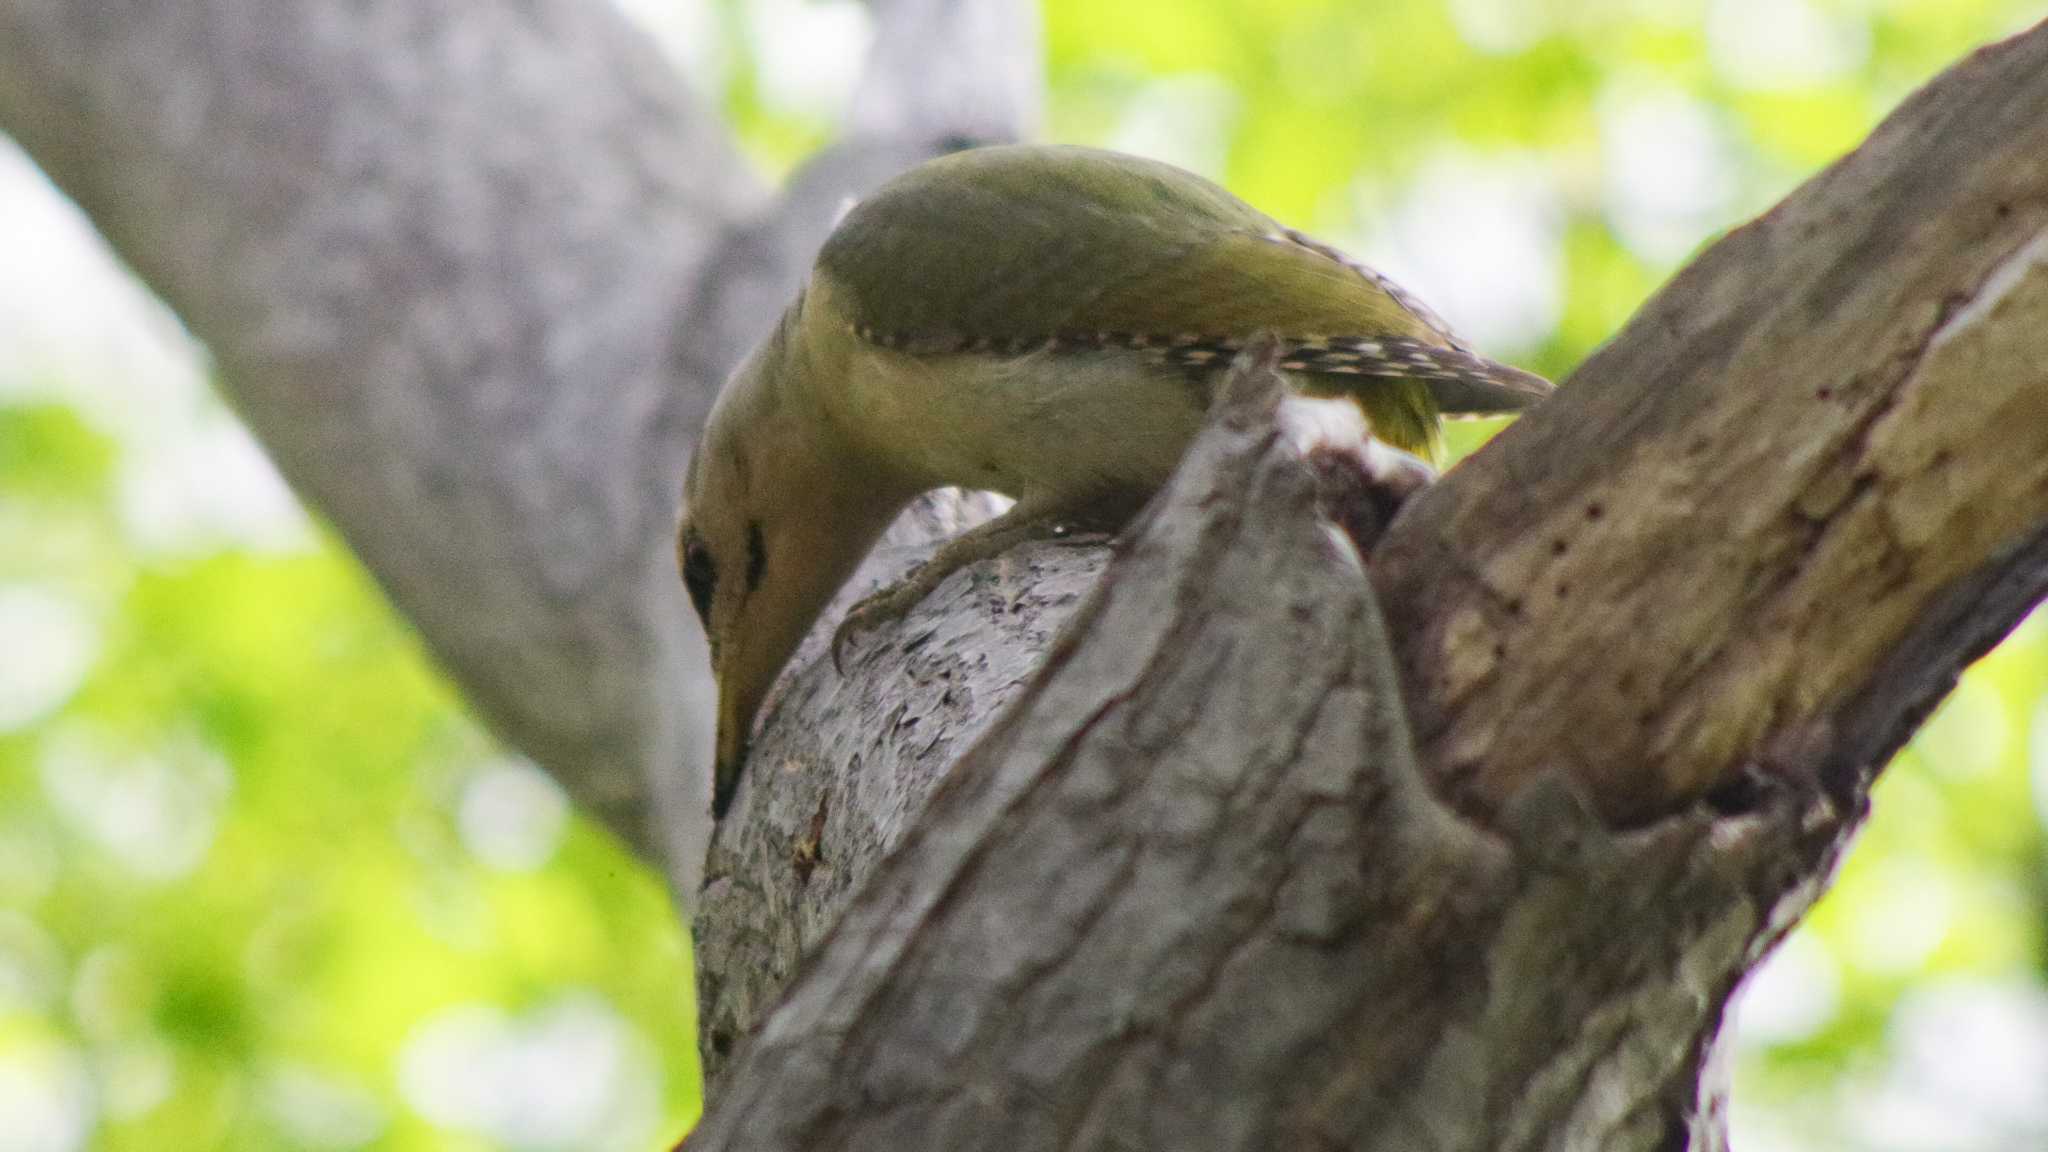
831;491;1135;672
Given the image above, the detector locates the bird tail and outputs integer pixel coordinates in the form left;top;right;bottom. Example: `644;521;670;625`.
1277;336;1554;416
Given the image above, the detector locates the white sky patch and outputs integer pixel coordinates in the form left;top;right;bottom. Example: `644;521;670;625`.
0;911;66;1017
1861;981;2048;1148
1445;0;1551;55
1707;0;1870;91
116;409;310;556
1723;1110;1810;1152
1843;857;1956;975
1734;931;1842;1048
612;0;726;97
262;1063;388;1150
1598;86;1739;265
1105;75;1240;183
91;1040;174;1122
0;1040;94;1152
1450;0;1707;55
0;141;312;556
1356;152;1564;355
457;758;570;873
398;994;662;1152
0;585;98;733
38;727;232;882
745;0;874;122
1847;1081;2007;1152
0;144;208;450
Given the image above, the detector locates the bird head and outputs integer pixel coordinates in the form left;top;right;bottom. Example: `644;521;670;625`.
679;333;902;818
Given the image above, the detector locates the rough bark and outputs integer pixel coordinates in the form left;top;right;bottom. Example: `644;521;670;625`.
690;20;2048;1144
695;500;1099;1065
1373;29;2048;828
691;354;1766;1151
0;0;1038;890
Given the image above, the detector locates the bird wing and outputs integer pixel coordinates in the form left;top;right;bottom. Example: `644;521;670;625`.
814;145;1550;414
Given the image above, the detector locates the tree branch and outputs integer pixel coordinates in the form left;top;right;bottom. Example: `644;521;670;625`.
0;0;1042;891
0;0;758;877
692;19;2048;1139
1372;23;2048;826
691;353;1793;1150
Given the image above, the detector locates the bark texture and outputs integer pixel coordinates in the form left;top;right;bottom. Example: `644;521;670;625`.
691;20;2048;1143
0;0;1038;889
696;502;1101;1066
693;355;1783;1151
1373;29;2048;827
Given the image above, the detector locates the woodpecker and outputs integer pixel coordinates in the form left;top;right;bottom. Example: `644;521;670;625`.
679;143;1552;817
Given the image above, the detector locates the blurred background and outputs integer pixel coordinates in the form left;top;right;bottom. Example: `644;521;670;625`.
2;0;2046;1148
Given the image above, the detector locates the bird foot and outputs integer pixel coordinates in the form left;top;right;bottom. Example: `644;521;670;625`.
829;499;1124;673
831;568;953;673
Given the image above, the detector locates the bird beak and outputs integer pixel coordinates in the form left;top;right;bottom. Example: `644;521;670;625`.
710;642;755;818
712;697;751;818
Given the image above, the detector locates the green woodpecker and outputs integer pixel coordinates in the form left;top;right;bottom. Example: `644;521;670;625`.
679;143;1552;817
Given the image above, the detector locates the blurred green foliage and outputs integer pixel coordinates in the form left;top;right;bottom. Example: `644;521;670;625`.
2;1;2045;1149
0;397;698;1149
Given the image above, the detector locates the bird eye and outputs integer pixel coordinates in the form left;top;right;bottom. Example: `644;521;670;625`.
680;530;717;625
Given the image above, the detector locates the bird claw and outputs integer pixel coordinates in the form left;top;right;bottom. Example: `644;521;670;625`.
830;580;928;675
827;500;1123;677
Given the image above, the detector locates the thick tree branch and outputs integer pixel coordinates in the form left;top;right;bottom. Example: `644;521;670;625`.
0;0;758;877
0;0;1041;890
1372;24;2048;826
693;19;2048;1135
691;354;1795;1150
696;493;1095;1067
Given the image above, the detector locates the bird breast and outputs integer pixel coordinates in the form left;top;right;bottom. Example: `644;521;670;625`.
833;340;1213;505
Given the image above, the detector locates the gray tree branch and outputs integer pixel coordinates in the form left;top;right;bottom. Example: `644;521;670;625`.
0;0;1040;892
0;0;757;881
690;19;2048;1142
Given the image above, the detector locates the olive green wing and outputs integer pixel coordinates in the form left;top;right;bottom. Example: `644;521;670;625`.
815;144;1551;414
816;144;1427;343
